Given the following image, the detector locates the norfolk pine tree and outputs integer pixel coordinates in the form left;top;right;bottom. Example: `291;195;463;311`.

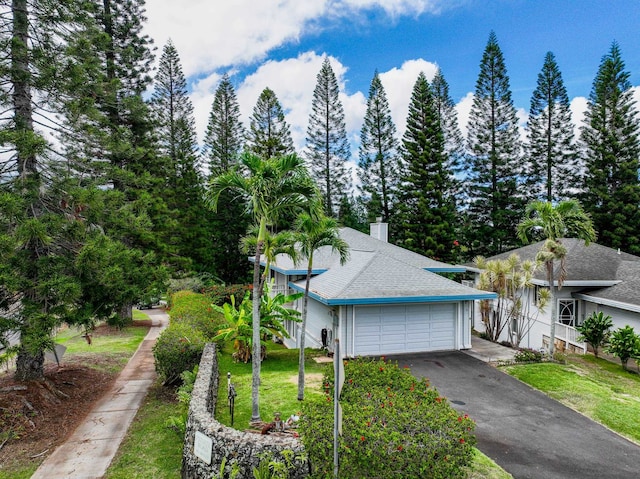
151;40;212;273
465;32;524;258
246;87;295;159
61;0;167;320
526;52;578;203
580;42;640;254
306;58;352;217
431;68;465;185
203;74;251;283
395;72;458;262
358;71;400;224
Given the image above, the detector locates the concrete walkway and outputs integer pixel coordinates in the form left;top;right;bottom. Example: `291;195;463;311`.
32;308;168;479
465;335;518;362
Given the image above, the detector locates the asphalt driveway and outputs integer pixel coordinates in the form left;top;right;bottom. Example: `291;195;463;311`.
385;351;640;479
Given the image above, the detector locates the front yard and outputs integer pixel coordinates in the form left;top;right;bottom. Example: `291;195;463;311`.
502;354;640;444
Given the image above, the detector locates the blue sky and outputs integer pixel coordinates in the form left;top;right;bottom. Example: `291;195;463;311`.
143;0;640;154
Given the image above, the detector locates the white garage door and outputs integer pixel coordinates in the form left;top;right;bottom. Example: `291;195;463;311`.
354;303;456;356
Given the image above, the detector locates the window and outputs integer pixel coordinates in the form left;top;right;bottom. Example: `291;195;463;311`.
558;299;577;326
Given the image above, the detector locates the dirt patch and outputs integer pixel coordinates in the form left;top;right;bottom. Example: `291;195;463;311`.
0;322;151;474
287;372;323;388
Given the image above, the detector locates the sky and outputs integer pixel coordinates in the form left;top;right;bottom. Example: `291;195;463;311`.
142;0;640;157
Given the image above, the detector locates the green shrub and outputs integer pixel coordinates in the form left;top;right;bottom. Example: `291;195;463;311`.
168;290;224;339
514;348;543;363
607;325;640;370
153;322;207;385
165;365;199;435
576;311;613;358
203;284;252;306
167;276;207;296
299;358;476;479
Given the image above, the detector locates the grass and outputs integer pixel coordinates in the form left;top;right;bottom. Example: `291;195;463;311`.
465;449;514;479
502;353;640;444
104;384;183;479
215;342;328;427
53;311;150;373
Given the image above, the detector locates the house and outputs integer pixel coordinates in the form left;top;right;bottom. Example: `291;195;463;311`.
266;223;496;358
467;238;640;352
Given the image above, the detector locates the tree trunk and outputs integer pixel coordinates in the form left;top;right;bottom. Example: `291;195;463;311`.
297;261;313;401
548;261;557;356
250;233;264;425
15;347;44;381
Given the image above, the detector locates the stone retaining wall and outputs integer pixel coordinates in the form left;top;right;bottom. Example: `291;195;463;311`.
181;343;309;478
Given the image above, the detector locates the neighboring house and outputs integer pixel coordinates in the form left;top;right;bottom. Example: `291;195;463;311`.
265;223;495;358
466;238;640;352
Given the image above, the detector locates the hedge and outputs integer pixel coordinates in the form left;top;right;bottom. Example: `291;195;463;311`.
152;322;207;386
168;290;224;340
299;358;476;479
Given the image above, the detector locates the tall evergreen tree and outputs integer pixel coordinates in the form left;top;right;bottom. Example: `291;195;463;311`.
203;73;245;172
526;52;578;202
580;42;640;254
0;1;119;380
203;75;250;283
358;71;400;223
306;58;352;217
151;40;212;273
464;31;524;257
62;0;166;317
431;68;465;182
395;73;458;262
246;87;294;159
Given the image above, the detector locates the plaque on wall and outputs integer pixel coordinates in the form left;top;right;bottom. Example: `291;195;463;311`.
194;431;212;464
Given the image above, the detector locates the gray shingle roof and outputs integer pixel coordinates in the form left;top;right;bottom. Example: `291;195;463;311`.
473;239;640;309
287;244;494;305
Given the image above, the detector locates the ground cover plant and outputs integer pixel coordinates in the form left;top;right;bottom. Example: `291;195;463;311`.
0;312;151;479
299;358;476;479
503;353;640;443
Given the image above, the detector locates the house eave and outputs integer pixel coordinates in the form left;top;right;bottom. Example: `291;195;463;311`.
289;282;496;306
573;293;640;314
530;279;622;287
425;266;466;273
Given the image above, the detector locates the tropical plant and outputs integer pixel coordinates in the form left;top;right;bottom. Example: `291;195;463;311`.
606;326;640;370
213;293;254;363
475;254;549;346
293;211;349;400
208;152;316;423
576;312;613;358
517;200;596;354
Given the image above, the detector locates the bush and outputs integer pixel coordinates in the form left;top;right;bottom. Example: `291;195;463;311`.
168;290;225;340
153;322;207;385
607;325;640;370
299;358;476;479
576;311;613;358
167;276;207;297
514;348;543;363
202;283;252;306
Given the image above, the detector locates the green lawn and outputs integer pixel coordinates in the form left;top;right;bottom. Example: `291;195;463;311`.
502;354;640;444
104;385;183;479
215;342;328;427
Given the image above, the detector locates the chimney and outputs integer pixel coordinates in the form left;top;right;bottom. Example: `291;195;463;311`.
370;217;388;243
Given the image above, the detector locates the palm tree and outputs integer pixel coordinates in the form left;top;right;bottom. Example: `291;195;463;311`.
293;211;349;400
208;152;316;423
242;228;298;295
517;200;596;355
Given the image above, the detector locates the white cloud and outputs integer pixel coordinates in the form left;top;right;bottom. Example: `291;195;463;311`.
455;91;474;139
144;1;448;78
379;59;439;138
570;96;588;140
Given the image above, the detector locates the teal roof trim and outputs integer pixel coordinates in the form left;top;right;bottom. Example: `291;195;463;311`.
288;282;497;306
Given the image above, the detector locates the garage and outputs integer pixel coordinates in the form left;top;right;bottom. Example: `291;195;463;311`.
354;303;456;356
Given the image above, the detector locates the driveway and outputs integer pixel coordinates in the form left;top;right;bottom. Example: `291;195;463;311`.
385;351;640;479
